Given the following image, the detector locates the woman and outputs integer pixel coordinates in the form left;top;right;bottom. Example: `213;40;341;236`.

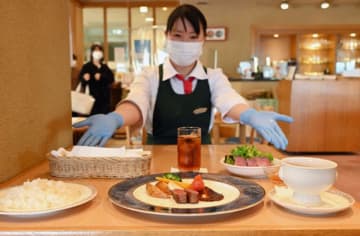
78;44;114;115
74;4;293;149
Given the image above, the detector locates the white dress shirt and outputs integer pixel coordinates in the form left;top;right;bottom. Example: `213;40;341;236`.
124;58;248;135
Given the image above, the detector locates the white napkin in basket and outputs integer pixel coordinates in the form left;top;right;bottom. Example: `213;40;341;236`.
51;146;148;158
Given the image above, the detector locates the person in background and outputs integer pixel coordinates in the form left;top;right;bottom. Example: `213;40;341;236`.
78;44;114;115
73;4;293;149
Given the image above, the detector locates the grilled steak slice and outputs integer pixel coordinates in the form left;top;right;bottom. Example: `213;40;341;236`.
171;189;187;203
185;188;199;203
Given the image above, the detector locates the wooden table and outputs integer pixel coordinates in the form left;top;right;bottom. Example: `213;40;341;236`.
0;144;359;236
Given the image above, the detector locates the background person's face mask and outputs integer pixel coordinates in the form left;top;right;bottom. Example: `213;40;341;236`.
92;51;103;61
166;40;203;66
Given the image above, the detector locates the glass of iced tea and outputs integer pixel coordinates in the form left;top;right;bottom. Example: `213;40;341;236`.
177;127;201;172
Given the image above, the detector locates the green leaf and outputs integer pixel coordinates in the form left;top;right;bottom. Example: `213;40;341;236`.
228;145;274;161
162;173;182;182
224;155;235;165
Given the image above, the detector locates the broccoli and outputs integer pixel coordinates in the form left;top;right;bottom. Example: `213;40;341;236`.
162;173;182;182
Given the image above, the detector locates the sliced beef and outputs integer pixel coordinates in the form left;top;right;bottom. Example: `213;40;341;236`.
255;157;271;166
246;158;258;166
171;189;187;203
235;156;247;166
185;188;199;203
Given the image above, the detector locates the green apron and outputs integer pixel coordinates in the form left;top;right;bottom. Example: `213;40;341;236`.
147;64;212;144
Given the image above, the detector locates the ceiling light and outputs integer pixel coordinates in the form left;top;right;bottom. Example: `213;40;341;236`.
350;33;357;38
273;34;279;38
312;33;319;38
280;1;289;10
139;6;148;13
162;7;168;11
320;1;330;9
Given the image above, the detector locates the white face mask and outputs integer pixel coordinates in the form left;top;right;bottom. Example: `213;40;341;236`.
92;51;103;61
166;40;203;66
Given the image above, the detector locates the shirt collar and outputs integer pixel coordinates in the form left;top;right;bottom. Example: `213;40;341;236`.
162;58;208;81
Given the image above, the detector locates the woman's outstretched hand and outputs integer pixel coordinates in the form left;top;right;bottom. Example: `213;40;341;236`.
240;108;293;150
73;112;124;146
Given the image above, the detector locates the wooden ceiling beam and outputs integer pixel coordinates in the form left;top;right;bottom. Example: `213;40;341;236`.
78;1;179;8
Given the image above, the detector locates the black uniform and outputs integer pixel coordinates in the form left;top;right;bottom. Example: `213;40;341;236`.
79;62;114;115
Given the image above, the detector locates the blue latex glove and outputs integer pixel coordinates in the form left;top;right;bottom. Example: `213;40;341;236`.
73;112;124;146
240;108;293;150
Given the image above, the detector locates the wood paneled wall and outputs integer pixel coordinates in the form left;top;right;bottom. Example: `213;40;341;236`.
277;79;360;152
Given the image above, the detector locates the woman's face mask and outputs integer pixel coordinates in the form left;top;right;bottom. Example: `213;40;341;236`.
166;40;203;66
92;51;103;61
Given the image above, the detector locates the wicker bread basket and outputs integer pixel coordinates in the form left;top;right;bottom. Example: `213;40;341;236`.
48;152;151;178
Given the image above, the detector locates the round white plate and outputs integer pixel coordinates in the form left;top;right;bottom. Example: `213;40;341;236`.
269;186;355;215
220;158;281;178
108;172;265;217
0;182;97;217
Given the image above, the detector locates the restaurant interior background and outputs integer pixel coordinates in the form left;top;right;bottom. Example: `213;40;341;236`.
1;0;360;182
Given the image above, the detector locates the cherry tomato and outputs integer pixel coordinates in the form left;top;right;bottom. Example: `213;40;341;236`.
190;174;205;192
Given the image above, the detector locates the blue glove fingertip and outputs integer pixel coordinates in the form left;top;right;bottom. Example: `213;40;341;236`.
77;132;91;146
73;119;91;128
99;136;110;147
275;114;294;123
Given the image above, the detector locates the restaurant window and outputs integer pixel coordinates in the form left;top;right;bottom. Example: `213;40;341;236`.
81;5;176;76
83;8;104;62
154;7;175;65
106;8;129;72
131;6;154;73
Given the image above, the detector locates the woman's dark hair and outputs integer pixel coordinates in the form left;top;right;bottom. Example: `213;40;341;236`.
90;43;104;62
165;4;207;36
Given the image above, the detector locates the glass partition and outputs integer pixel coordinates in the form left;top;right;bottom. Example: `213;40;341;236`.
336;34;360;74
297;34;336;75
253;26;360;77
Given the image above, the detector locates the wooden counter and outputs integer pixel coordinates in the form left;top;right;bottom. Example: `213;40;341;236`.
0;144;360;236
229;79;279;100
276;79;360;152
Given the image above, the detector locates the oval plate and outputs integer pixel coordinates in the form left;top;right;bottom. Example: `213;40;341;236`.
108;172;265;217
221;158;281;178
